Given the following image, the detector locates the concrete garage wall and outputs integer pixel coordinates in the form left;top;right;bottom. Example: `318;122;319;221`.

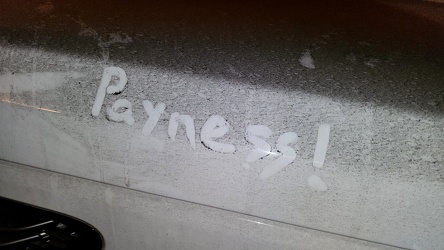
1;0;444;249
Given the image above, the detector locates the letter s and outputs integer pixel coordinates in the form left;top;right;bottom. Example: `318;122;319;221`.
245;125;272;168
260;132;297;180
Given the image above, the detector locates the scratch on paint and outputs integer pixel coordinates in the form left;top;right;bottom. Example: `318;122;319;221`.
0;99;60;113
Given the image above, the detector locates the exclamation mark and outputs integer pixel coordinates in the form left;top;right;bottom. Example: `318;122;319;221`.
313;124;330;168
309;124;330;192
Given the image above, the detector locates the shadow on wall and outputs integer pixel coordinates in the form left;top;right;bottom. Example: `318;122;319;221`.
0;0;443;115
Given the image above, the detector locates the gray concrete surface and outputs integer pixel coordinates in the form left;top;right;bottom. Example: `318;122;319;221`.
0;0;443;249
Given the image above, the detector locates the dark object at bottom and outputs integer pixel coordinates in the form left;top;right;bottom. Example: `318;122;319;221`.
0;197;104;249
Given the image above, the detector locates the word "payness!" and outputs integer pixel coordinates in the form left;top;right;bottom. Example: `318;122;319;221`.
91;67;331;180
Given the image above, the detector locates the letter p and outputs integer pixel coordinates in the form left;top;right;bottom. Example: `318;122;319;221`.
91;67;128;117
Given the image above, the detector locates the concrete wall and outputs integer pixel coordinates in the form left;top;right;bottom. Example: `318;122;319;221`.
0;0;443;249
